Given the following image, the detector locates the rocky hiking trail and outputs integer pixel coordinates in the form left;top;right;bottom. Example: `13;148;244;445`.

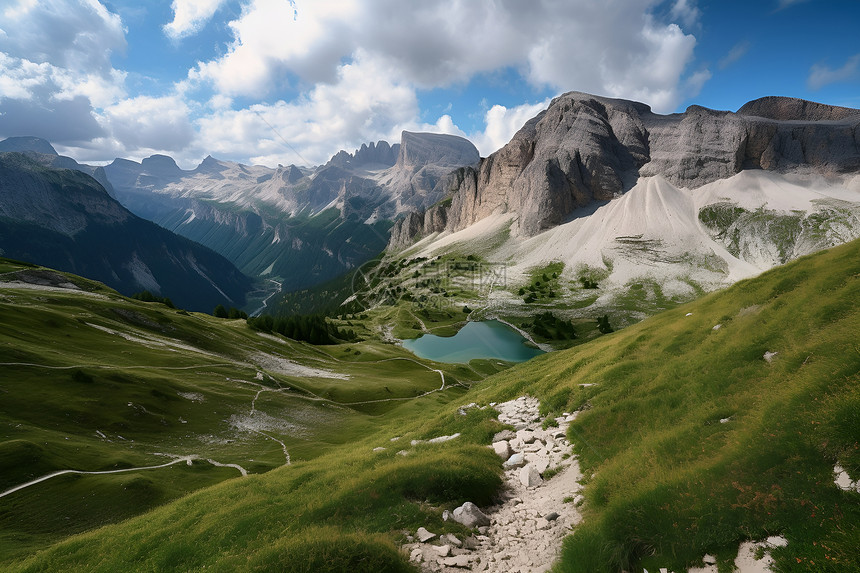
402;396;584;572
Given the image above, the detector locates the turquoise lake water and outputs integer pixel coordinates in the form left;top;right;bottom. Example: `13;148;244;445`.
401;320;545;363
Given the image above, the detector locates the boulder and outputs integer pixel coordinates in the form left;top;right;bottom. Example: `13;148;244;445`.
493;429;516;442
452;502;490;528
416;527;436;543
492;440;513;460
519;464;543;487
503;452;526;468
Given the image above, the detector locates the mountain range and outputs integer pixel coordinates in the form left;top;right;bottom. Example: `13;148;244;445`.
388;93;860;323
0;152;250;312
101;131;478;291
1;93;859;320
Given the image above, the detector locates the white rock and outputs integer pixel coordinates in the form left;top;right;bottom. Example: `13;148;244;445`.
443;555;472;568
452;502;491;528
443;533;462;547
517;430;536;444
396;450;409;456
703;554;717;564
416;527;436;543
764;351;778;363
492;440;513;460
372;447;386;452
434;544;451;557
428;433;461;443
503;452;526;468
409;548;423;562
712;324;722;331
519;464;543;487
766;535;788;547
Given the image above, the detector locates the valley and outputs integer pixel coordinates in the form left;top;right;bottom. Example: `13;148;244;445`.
1;92;859;572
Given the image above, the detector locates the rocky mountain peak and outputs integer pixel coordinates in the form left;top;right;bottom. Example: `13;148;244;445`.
737;96;860;122
141;154;184;177
396;131;479;169
390;91;860;249
194;155;229;174
0;136;58;156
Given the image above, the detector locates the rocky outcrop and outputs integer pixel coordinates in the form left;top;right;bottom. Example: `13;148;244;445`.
389;93;860;249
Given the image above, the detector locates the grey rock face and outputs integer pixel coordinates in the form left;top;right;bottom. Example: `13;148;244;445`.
389;92;860;249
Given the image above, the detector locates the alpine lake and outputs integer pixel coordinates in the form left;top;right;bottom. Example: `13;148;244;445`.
402;319;545;363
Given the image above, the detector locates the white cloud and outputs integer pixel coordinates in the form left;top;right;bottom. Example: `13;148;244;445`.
164;0;228;39
190;0;705;114
102;95;195;153
0;0;128;145
718;41;751;70
3;0;709;166
670;0;701;28
0;0;125;72
196;52;419;166
808;55;860;91
469;100;553;157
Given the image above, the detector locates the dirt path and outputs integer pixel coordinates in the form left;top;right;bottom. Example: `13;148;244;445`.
0;455;249;499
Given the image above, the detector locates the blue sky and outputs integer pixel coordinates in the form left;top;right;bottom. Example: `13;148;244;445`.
0;0;858;168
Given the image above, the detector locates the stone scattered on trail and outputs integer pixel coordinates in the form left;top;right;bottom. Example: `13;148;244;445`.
410;548;423;563
403;395;584;573
452;502;490;528
703;554;717;564
493;429;516;442
443;555;472;568
492;440;513;460
519;464;543;487
416;527;436;543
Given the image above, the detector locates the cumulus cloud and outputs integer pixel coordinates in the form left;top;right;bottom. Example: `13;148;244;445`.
670;0;701;29
196;52;419;166
103;95;195;152
469;100;553;157
807;55;860;91
190;0;704;113
0;0;127;144
3;0;709;167
164;0;228;39
0;0;125;72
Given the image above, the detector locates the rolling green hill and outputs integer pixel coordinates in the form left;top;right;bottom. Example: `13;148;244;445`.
2;236;859;571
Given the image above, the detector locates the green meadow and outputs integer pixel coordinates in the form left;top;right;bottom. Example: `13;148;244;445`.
1;236;859;571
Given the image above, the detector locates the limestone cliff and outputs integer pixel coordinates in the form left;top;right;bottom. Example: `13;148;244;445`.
389;92;860;249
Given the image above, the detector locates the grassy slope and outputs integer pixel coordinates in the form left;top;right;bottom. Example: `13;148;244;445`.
4;237;860;571
461;238;860;572
0;260;506;566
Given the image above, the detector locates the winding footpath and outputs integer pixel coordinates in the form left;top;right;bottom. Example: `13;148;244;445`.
0;455;249;500
403;396;584;572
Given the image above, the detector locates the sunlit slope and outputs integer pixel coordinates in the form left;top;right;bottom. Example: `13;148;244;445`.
6;236;860;572
0;259;500;566
461;237;860;572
